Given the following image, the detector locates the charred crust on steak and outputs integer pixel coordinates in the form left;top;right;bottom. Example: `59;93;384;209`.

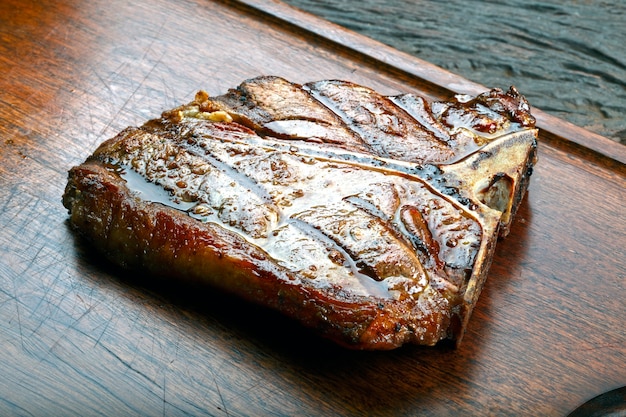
63;76;537;350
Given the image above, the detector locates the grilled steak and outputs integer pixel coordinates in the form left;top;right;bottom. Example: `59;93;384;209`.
63;76;537;349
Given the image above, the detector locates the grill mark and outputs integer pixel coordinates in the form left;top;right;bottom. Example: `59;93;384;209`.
342;194;433;284
388;94;453;146
293;201;428;285
216;76;368;150
108;128;280;239
174;129;277;206
283;217;393;299
304;82;375;155
304;80;454;163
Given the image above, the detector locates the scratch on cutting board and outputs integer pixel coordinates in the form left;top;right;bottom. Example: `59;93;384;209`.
100;343;159;386
97;49;167;140
208;366;230;417
96;18;169;141
93;314;114;349
163;372;166;417
9;285;26;352
581;342;622;351
44;302;96;355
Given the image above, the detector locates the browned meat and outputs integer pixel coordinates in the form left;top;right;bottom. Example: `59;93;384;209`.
63;76;537;349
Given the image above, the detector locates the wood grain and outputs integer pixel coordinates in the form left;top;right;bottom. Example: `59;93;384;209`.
0;0;624;416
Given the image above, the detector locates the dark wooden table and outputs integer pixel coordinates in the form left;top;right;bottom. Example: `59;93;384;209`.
1;0;624;416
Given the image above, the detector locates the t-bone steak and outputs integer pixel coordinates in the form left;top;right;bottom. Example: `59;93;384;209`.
63;76;538;349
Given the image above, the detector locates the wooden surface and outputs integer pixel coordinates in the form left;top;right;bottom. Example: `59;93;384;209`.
0;0;624;415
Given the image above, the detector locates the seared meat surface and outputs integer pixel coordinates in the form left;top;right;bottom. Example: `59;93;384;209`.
63;76;537;349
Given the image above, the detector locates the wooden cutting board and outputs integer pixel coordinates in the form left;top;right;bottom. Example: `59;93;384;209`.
1;0;624;415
